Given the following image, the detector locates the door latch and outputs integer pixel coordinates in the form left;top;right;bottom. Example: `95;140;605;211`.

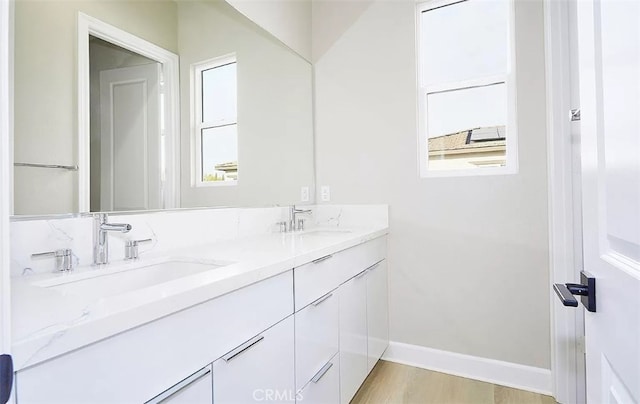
553;271;596;312
570;108;581;121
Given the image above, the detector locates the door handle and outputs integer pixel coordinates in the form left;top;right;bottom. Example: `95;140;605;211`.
553;271;596;312
0;354;13;404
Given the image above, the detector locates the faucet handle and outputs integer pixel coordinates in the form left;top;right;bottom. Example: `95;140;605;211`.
31;249;74;272
124;238;152;260
276;221;287;233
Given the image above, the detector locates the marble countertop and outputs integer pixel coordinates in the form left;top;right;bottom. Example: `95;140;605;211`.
11;225;388;371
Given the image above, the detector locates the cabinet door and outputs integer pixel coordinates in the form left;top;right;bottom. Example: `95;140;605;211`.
297;354;340;404
338;272;368;404
146;366;212;404
366;260;389;373
294;290;339;391
213;316;295;404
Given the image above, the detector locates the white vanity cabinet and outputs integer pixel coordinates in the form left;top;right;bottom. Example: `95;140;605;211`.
146;366;213;404
14;235;388;404
212;316;295;404
293;235;388;404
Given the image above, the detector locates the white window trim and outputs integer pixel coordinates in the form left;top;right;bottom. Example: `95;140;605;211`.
416;0;519;178
191;54;238;187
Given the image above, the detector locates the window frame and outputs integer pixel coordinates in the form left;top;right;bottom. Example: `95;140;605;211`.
416;0;518;178
191;53;238;187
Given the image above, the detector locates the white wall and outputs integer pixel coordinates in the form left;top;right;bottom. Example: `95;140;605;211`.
313;0;551;369
225;0;312;61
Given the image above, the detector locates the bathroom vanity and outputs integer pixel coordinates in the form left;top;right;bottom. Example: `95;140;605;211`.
10;205;389;403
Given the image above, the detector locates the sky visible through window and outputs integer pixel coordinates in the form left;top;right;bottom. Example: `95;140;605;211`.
421;0;508;139
200;61;238;181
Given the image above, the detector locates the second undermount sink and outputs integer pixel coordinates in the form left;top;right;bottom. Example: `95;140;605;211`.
32;259;232;299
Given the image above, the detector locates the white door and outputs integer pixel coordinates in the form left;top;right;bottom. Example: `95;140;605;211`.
99;63;162;211
577;1;640;402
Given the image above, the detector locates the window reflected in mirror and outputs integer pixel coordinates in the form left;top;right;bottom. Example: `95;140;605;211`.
194;56;238;185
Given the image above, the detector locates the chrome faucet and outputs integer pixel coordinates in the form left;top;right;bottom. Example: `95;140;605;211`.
94;213;132;265
289;205;312;232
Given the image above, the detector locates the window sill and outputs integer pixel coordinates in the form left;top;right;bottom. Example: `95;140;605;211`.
419;165;518;178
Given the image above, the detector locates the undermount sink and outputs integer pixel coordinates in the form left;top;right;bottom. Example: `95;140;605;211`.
32;259;232;299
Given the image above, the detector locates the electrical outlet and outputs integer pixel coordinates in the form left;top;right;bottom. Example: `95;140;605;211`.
321;186;331;202
301;186;310;202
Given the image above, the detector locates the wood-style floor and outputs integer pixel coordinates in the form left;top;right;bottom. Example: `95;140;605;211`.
351;361;557;404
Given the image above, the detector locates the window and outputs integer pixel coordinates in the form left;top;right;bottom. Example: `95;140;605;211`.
417;0;516;176
192;55;238;186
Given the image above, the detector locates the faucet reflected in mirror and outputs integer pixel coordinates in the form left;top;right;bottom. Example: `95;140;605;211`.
93;213;132;266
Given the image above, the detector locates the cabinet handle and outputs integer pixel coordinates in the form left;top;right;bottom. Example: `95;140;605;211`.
366;261;382;271
222;335;265;362
311;292;334;307
355;270;368;280
145;366;211;404
312;254;333;264
311;362;334;384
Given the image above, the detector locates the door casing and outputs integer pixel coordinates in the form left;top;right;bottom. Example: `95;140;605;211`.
77;13;180;212
543;0;587;403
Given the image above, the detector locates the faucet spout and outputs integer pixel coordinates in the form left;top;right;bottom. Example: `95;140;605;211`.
94;214;132;265
288;205;312;232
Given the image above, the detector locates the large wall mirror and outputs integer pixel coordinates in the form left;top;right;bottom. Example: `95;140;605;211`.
12;0;314;216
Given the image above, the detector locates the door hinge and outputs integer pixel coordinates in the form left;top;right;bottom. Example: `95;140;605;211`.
570;108;581;121
0;354;13;404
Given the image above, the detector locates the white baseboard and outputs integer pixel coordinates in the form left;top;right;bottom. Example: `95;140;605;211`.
382;341;553;396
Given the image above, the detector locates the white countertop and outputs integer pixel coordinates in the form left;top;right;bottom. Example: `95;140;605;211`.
11;225;388;371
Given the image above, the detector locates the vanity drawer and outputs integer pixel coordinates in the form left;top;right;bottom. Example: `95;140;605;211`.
294;290;339;391
297;354;340;404
213;315;295;404
294;236;386;310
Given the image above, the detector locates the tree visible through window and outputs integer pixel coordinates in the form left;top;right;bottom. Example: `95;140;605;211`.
193;55;238;185
417;0;516;174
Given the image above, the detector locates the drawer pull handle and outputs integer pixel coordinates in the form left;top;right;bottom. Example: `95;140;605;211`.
312;293;334;307
222;335;265;362
312;254;333;264
355;270;368;280
311;362;334;384
366;261;382;271
145;366;211;403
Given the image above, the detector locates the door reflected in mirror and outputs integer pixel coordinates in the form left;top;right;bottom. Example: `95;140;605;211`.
89;36;166;212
